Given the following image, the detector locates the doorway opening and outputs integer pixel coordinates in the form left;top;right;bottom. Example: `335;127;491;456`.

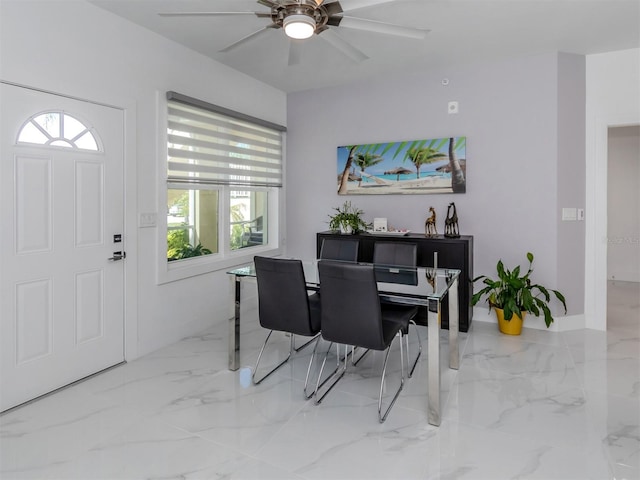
606;125;640;335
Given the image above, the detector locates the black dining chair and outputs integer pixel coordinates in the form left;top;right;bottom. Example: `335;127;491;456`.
318;237;359;262
315;261;418;422
253;256;321;396
373;241;422;377
373;241;417;267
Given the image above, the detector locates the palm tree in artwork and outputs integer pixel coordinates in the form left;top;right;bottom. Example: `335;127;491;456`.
338;143;386;194
338;145;359;194
354;152;383;187
405;147;447;179
448;137;466;193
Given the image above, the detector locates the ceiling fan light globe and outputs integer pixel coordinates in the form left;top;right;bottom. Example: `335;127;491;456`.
283;14;315;39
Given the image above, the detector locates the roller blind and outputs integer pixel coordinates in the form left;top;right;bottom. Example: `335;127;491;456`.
166;92;285;188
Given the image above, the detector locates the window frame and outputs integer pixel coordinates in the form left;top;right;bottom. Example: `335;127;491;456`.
16;110;103;152
156;92;285;285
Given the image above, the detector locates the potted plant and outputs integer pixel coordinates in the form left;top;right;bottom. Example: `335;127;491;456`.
471;252;567;335
328;201;371;234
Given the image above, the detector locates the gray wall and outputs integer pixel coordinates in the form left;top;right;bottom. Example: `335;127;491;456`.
557;53;586;313
286;52;585;317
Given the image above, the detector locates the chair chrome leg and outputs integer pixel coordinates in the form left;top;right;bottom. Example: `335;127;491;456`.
407;320;422;378
378;334;405;423
294;333;320;353
352;347;370;366
303;336;321;399
314;342;347;405
252;331;293;385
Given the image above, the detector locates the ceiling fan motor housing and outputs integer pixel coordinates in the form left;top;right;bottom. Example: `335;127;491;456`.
269;0;344;34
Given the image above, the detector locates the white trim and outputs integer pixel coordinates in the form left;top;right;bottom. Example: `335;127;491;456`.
585;115;639;331
0;80;125;111
472;306;585;332
122;100;138;361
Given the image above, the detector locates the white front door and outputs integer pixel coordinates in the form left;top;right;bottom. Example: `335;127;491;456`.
0;83;125;411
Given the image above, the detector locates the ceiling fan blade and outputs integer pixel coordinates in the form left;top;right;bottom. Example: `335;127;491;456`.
159;11;260;17
257;0;278;7
319;29;368;63
339;0;395;12
219;26;276;53
337;16;428;39
288;40;304;66
323;1;344;16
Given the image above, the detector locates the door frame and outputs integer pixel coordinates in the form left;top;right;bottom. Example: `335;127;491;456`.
1;80;139;361
586;114;639;331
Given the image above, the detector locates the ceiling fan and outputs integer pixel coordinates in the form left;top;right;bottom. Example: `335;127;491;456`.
159;0;429;65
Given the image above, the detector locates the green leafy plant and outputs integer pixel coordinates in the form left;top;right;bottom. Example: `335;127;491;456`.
471;252;567;327
168;239;212;261
327;201;371;234
167;228;189;252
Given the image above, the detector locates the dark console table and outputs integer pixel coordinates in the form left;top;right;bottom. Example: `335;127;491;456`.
316;231;474;332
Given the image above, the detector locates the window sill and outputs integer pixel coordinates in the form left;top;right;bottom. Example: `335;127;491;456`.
157;244;283;284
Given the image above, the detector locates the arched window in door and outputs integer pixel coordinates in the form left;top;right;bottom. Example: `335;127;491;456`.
17;111;102;151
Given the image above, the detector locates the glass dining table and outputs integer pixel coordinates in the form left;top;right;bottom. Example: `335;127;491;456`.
226;260;460;427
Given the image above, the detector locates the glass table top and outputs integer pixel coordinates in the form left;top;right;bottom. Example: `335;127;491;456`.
228;260;460;301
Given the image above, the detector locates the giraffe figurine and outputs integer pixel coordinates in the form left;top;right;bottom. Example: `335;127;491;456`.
424;206;437;237
444;202;460;238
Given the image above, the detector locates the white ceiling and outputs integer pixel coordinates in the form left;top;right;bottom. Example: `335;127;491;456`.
89;0;640;93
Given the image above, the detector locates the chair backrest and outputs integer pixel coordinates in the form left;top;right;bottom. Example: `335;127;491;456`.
373;241;417;266
373;242;418;285
254;256;318;336
319;237;359;262
318;261;386;350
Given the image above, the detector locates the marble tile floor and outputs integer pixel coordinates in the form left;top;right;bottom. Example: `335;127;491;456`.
1;280;638;480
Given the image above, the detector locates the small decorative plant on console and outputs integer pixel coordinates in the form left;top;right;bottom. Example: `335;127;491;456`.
471;252;567;335
328;201;371;234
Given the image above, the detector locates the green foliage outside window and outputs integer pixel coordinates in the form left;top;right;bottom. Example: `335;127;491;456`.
167;227;212;261
230;204;245;250
230;225;245;250
167;228;188;252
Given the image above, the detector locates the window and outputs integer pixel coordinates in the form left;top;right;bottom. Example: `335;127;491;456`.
17;111;100;151
165;92;285;267
167;186;219;260
230;189;268;250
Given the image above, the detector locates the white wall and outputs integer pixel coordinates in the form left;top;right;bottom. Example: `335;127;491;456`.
0;0;287;357
286;52;586;330
585;48;640;330
607;126;640;282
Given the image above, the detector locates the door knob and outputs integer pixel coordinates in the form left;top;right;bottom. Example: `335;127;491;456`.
108;251;126;261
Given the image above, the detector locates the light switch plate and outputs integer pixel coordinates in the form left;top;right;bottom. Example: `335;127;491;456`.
139;212;157;228
562;208;577;221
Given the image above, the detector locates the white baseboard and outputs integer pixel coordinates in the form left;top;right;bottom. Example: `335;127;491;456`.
472;306;585;332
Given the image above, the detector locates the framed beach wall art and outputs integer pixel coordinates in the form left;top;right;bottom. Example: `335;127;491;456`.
336;136;466;195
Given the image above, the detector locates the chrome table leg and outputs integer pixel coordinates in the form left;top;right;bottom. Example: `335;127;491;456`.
449;278;459;370
228;275;241;371
427;298;441;426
